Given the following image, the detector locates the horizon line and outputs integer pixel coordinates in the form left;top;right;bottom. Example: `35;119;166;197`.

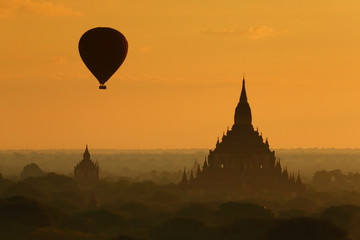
1;147;360;151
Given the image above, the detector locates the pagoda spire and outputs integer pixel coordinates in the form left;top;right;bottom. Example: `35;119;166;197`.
296;171;303;184
283;166;289;179
180;167;188;185
234;77;252;126
265;138;269;147
240;77;248;103
196;165;201;177
203;157;208;172
83;144;90;161
189;171;194;182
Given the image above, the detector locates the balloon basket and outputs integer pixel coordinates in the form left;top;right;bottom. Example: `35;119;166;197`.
99;85;107;90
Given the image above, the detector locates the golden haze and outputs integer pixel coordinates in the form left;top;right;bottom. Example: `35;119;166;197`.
0;0;359;149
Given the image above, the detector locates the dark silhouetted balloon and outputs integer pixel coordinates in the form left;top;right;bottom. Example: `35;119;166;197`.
79;27;128;89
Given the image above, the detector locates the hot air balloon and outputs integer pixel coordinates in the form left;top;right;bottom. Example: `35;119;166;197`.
79;27;128;89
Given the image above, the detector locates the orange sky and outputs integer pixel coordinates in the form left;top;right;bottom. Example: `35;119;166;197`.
0;0;359;149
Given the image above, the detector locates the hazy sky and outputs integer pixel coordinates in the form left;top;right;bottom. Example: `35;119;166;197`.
0;0;359;149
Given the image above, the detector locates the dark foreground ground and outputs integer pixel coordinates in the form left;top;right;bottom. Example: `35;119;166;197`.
0;172;360;240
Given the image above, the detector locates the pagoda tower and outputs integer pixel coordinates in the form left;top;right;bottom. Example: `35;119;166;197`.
74;145;99;189
188;78;304;193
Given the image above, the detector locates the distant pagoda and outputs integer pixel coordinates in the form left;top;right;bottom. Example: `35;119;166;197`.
181;78;304;193
74;145;99;189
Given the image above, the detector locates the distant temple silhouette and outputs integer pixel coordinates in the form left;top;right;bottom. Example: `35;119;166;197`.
74;145;99;189
181;78;304;193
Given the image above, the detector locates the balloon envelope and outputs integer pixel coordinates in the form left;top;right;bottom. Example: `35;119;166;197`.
79;27;128;87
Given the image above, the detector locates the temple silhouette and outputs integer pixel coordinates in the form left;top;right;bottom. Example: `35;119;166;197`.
180;78;305;193
74;145;99;189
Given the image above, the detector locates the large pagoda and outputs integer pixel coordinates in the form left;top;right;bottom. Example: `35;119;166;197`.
181;78;304;193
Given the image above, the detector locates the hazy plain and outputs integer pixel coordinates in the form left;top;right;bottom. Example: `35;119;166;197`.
1;148;360;183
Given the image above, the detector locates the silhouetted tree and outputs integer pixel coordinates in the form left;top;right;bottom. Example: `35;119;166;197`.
149;191;178;204
150;217;205;240
81;210;125;230
267;217;348;240
30;227;66;240
0;196;64;227
2;181;48;201
113;235;145;240
321;205;360;237
285;196;317;211
126;181;155;196
20;163;45;180
35;173;77;190
221;218;275;240
177;204;214;222
0;173;11;195
118;202;153;218
215;202;274;223
313;170;333;187
277;209;306;219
